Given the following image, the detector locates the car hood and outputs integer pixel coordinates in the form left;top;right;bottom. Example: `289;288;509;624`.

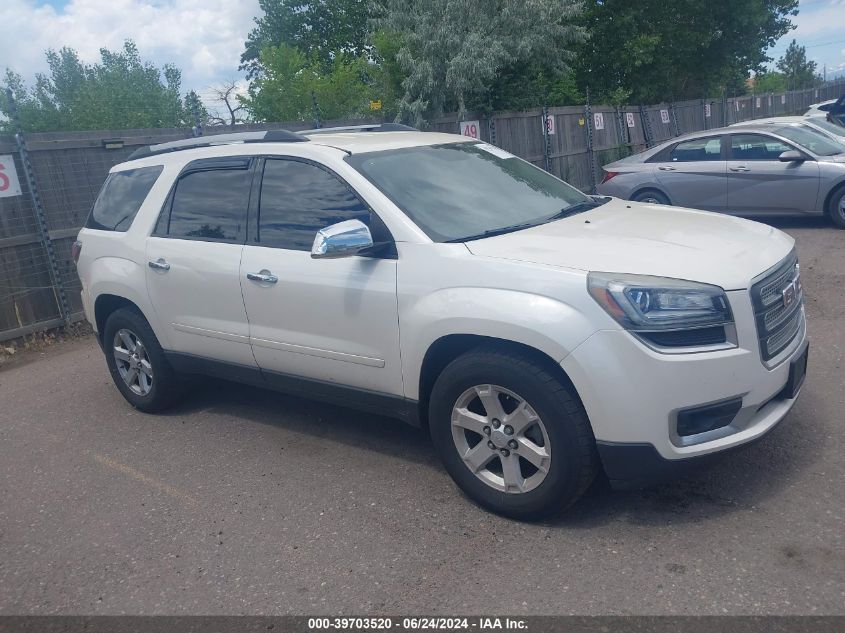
464;199;794;290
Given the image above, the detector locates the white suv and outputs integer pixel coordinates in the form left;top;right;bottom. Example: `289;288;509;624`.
75;126;809;519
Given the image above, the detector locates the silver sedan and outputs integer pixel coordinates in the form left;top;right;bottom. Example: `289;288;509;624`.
597;123;845;228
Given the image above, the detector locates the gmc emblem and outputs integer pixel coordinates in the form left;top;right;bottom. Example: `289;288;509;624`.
782;281;797;309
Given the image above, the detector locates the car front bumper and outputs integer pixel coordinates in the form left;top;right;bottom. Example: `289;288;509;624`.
560;289;807;485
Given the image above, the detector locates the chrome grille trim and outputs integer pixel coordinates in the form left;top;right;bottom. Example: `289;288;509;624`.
750;253;803;364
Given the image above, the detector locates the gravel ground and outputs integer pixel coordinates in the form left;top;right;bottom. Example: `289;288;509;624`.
0;217;843;615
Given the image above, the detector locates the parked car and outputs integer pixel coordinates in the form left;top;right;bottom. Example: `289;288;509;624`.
805;95;845;125
75;127;808;519
598;123;845;227
730;116;845;143
804;98;837;117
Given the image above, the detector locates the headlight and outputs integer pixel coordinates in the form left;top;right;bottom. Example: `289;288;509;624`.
587;272;734;349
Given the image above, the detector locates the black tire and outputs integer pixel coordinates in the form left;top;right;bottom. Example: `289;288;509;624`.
429;346;598;520
102;307;182;413
632;189;670;205
828;186;845;229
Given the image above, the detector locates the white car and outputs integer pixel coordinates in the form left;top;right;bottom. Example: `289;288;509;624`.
805;99;837;117
74;127;809;519
730;115;845;143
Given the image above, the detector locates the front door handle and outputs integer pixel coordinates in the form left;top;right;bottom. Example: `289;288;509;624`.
729;166;750;172
148;259;170;271
658;166;676;171
246;270;278;284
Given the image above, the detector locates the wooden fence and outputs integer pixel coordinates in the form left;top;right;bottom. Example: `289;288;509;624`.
1;83;843;342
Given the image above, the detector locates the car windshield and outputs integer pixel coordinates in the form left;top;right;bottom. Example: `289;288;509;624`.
807;118;845;139
773;125;845;156
346;142;594;242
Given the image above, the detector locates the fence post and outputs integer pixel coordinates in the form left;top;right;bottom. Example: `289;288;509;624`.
670;102;681;136
541;105;552;173
311;91;323;129
488;116;497;147
584;91;597;194
191;99;203;137
5;88;71;326
639;104;654;148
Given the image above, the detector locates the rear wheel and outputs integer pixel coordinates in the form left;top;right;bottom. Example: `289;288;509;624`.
103;308;182;412
632;189;670;205
828;186;845;229
429;346;598;520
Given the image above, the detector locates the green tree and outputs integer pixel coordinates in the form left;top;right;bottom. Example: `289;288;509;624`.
240;0;371;79
1;41;200;132
575;0;798;104
776;40;819;90
241;43;374;122
376;0;587;126
753;70;787;93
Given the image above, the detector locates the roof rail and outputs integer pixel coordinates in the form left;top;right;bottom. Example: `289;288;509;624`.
127;130;308;160
300;123;419;135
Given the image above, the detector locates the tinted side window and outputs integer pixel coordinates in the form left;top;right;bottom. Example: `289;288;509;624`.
86;166;163;231
730;134;792;161
669;137;722;162
165;168;251;242
258;159;370;251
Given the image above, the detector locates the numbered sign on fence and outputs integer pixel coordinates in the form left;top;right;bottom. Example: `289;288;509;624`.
0;155;22;198
660;109;670;124
593;112;604;130
704;103;711;118
543;114;555;135
459;120;481;139
756;97;761;108
781;94;786;105
625;112;636;128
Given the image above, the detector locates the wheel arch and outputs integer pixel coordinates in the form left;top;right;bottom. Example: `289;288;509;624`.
417;334;584;431
822;179;845;217
630;185;672;204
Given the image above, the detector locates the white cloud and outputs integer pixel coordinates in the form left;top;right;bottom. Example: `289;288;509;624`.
0;0;260;99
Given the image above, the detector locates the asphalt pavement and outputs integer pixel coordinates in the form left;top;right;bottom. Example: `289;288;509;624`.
0;217;843;615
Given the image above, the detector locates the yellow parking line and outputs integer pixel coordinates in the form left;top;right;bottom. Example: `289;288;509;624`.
92;453;198;507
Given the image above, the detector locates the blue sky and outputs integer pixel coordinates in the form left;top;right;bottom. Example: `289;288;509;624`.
1;0;844;109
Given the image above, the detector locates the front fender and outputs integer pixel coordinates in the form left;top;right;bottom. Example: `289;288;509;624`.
400;287;598;400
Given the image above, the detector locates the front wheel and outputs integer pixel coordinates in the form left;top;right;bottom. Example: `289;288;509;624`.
429;347;598;520
103;308;182;412
828;187;845;229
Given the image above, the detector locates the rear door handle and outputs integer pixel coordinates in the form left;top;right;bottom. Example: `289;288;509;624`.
729;166;750;172
148;259;170;271
246;270;278;284
658;166;676;171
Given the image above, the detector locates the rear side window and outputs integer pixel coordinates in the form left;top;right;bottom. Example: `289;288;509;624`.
86;165;163;231
160;168;252;242
669;137;722;162
257;159;370;251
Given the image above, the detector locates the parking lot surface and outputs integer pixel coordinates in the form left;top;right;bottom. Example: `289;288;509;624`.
1;217;843;615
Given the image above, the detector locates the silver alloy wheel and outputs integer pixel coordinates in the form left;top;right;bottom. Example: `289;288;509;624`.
451;384;552;494
113;328;153;396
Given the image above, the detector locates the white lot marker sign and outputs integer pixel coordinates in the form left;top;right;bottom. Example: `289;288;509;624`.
459;120;481;139
625;112;636;128
593;112;604;130
660;109;670;124
0;155;23;198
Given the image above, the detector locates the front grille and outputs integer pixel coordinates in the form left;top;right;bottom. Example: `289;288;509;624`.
750;254;804;363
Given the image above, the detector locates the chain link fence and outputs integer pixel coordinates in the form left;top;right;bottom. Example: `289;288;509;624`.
1;82;843;342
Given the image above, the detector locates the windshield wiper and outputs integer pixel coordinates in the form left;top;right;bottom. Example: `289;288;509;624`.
446;222;536;243
545;197;609;222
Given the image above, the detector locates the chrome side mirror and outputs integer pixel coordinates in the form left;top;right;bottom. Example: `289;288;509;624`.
778;150;806;163
311;219;374;259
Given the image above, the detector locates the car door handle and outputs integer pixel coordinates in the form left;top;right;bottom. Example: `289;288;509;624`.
658;166;676;171
729;166;750;172
246;270;278;284
148;259;170;271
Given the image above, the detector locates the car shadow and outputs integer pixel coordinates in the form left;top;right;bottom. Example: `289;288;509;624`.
161;375;822;528
747;215;831;230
